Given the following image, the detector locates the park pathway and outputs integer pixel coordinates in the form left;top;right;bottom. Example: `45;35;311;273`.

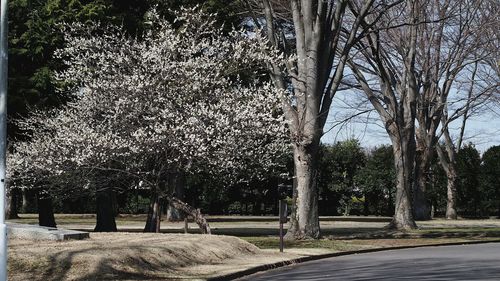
238;243;500;280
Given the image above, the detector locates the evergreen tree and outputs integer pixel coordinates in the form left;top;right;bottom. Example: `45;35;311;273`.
480;145;500;217
355;145;396;216
456;143;482;216
317;140;366;216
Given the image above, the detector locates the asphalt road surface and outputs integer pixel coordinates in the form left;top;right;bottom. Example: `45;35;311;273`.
238;243;500;280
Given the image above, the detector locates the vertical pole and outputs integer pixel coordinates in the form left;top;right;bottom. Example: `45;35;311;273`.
135;186;139;214
279;200;284;253
0;0;7;279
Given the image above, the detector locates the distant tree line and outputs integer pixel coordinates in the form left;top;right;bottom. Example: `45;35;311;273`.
12;141;500;219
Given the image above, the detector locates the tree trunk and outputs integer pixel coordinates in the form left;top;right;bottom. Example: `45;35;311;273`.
436;131;459;220
166;172;186;222
285;144;320;240
445;169;458;220
168;197;211;234
254;0;375;240
94;189;117;232
412;148;432;220
38;193;56;228
388;137;418;230
22;189;28;213
6;188;20;219
5;189;11;219
21;188;33;213
144;191;162;233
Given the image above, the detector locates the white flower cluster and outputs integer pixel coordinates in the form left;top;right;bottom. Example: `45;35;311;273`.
8;7;289;190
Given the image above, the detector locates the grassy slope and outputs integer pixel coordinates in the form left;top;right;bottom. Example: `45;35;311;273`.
8;215;500;280
9;233;265;281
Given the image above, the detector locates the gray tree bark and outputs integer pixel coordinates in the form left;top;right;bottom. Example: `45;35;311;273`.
6;188;20;219
166;172;186;222
436;130;459;220
390;135;418;229
445;170;458;220
286;143;320;239
21;188;30;213
348;0;419;230
144;191;162;233
168;197;211;234
412;138;433;220
251;0;382;240
94;189;117;232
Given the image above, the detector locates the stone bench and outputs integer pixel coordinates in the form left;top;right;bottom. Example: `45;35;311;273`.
7;223;89;241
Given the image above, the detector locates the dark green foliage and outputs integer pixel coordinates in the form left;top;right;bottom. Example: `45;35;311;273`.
15;141;500;217
317;140;366;215
183;171;284;216
354;145;396;216
8;0;150;138
159;0;240;29
8;0;241;140
456;143;482;217
480;145;500;217
426;154;448;216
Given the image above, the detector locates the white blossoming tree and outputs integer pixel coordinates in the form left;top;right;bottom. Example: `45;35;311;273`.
8;7;288;233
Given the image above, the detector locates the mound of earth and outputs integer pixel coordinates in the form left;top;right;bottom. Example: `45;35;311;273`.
8;233;264;280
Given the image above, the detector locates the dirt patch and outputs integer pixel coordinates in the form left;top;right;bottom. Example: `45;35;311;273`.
8;233;270;280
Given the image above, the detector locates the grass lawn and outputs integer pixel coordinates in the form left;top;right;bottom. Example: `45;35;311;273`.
242;236;500;250
7;215;500;280
9;214;147;226
9;232;500;281
8;233;292;281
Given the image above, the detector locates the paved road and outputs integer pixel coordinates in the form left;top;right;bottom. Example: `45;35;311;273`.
238;243;500;280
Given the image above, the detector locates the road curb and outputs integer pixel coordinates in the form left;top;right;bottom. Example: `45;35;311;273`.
208;239;500;281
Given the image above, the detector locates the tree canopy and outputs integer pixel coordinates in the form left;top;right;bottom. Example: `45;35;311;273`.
8;8;288;205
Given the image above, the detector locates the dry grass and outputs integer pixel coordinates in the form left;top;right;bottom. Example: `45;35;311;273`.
242;236;500;250
8;216;500;280
9;232;500;280
10;215;500;237
8;233;276;281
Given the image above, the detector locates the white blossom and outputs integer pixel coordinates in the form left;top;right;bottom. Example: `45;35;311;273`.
9;7;289;191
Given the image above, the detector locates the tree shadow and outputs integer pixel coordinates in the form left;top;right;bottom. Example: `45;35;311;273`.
34;242;228;280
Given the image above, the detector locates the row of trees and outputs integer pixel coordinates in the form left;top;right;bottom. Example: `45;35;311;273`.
12;141;500;220
5;0;500;239
245;0;499;238
318;142;500;218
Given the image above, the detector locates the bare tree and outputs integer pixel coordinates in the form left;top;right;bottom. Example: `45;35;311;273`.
437;65;500;220
244;0;403;239
347;0;422;229
411;0;496;220
346;0;499;227
433;0;500;220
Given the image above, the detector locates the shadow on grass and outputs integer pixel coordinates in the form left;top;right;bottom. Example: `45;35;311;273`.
38;246;174;281
15;242;236;281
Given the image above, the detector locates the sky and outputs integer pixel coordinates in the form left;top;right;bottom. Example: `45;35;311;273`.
241;16;500;153
321;91;500;154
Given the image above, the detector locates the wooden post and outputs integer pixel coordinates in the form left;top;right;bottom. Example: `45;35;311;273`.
184;217;188;234
279;199;287;253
